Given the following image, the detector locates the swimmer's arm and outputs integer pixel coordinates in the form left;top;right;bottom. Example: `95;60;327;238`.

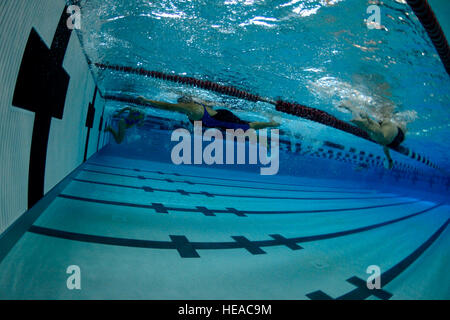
137;96;174;109
114;107;131;116
249;120;280;130
365;117;383;134
137;96;193;114
138;96;185;111
168;92;226;107
119;107;132;113
136;113;145;127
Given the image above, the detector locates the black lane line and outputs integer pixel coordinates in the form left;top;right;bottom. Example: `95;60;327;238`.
27;204;443;257
81;168;378;194
56;193;420;216
74;179;143;190
58;194;158;210
72;178;402;201
243;200;419;214
87;162;375;192
278;204;444;244
28;226;175;249
307;217;450;300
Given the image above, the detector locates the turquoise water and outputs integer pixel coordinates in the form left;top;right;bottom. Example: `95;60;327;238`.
75;0;450;193
80;0;450;166
0;0;449;299
0;149;448;299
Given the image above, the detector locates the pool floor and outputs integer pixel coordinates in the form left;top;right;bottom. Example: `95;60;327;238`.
0;154;448;299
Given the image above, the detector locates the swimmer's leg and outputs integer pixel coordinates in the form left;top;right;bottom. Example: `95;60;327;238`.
105;125;121;143
106;119;127;144
137;96;203;119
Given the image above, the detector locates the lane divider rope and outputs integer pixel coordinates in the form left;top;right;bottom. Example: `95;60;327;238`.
406;0;450;75
94;62;443;172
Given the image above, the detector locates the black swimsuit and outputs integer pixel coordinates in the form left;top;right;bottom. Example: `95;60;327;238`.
190;105;250;131
386;127;405;149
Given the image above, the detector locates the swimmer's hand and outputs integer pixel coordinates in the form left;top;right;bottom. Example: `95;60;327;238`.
388;159;394;169
383;158;394;170
269;120;280;127
268;116;281;128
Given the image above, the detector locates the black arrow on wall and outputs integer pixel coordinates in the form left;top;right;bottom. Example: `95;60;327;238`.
12;7;73;208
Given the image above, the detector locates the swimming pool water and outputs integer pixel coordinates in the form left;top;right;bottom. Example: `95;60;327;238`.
0;0;448;300
0;142;448;299
79;0;450;165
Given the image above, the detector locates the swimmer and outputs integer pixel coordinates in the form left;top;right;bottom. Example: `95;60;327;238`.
340;101;406;169
136;95;280;131
106;106;145;144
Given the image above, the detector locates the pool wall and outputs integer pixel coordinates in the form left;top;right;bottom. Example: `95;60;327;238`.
0;0;108;235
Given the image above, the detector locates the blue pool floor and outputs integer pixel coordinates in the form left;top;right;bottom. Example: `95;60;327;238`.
0;153;449;299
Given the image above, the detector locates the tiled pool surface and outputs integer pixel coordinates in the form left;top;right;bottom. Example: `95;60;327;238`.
0;153;448;299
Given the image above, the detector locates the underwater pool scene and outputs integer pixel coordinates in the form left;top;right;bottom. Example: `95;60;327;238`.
0;0;449;301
